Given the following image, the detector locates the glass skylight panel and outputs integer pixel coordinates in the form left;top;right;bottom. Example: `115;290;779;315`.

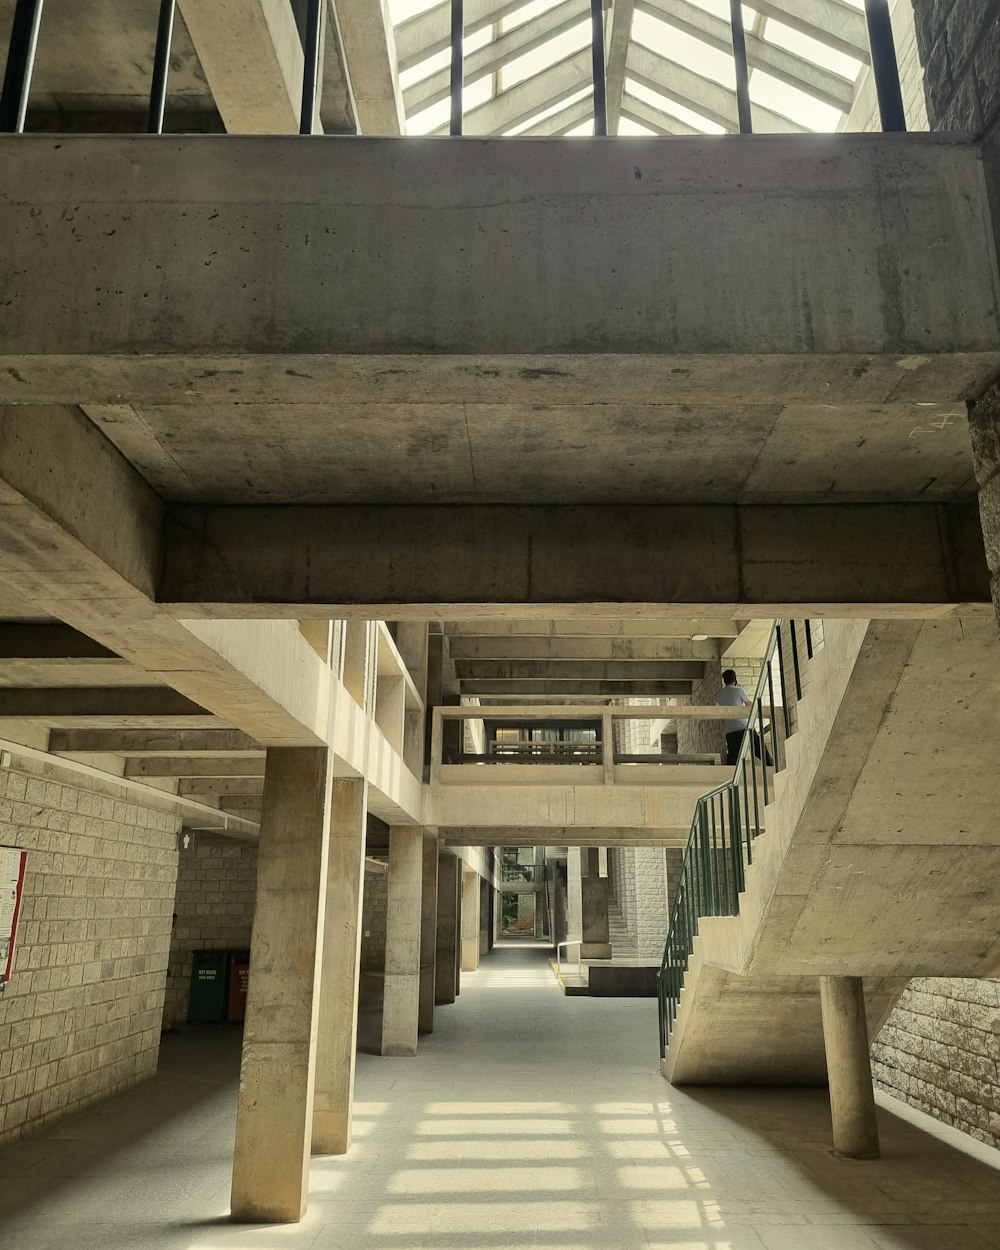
632;12;736;87
625;77;725;133
504;84;591;134
750;71;843;131
389;0;440;28
502;0;569;35
759;16;864;80
407;74;494;133
501;22;591;88
619;116;658;134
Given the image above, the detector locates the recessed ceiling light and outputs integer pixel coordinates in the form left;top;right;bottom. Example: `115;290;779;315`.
690;633;709;641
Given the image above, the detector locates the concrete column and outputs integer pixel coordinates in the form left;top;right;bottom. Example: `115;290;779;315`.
454;860;463;996
418;833;439;1033
461;867;480;971
312;777;367;1156
969;386;1000;629
434;850;459;1005
478;878;489;956
819;976;880;1160
231;747;329;1223
580;846;612;959
381;826;423;1056
566;847;583;948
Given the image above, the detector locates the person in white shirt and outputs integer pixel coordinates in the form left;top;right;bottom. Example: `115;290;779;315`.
717;669;773;767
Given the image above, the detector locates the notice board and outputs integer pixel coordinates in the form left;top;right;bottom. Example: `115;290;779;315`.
0;845;27;993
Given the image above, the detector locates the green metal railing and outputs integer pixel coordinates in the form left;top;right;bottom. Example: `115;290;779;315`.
657;619;818;1057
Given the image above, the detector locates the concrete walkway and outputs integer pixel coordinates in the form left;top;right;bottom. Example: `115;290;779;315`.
1;939;998;1250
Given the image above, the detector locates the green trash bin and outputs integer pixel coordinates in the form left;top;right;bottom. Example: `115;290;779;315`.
188;949;228;1022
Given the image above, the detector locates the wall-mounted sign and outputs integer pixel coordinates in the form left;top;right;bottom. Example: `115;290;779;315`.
0;846;27;995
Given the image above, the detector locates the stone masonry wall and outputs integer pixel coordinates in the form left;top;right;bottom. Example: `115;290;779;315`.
0;760;180;1145
675;662;726;759
360;869;389;973
911;0;1000;134
632;847;669;959
607;846;669;959
872;978;1000;1147
162;838;257;1028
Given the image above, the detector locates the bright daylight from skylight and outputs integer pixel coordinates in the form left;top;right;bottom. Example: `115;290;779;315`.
388;0;875;138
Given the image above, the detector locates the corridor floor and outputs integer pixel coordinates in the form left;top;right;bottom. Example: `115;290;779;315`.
1;940;998;1250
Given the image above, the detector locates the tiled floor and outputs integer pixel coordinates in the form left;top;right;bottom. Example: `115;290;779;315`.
1;939;998;1250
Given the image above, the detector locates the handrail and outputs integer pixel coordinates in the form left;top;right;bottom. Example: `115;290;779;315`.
656;620;818;1058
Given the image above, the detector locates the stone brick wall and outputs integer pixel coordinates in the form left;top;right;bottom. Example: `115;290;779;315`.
360;869;388;972
872;978;1000;1146
676;662;726;759
0;760;180;1145
607;846;669;959
911;0;1000;133
162;838;257;1028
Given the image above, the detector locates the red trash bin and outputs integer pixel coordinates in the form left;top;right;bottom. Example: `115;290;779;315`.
227;950;250;1022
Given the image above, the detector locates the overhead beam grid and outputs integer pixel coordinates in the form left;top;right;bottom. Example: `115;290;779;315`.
392;0;871;137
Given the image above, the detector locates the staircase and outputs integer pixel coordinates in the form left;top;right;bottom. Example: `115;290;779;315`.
658;616;1000;1085
607;898;638;959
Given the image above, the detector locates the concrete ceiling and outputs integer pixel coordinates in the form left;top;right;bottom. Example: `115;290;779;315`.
80;399;975;506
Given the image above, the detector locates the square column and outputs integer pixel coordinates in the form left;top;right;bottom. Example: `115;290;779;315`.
581;846;612;959
461;866;480;972
419;833;439;1034
312;777;367;1155
435;850;460;1004
381;825;423;1056
231;747;330;1223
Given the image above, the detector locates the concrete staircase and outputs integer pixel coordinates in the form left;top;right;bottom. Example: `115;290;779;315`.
608;898;638;959
662;617;1000;1085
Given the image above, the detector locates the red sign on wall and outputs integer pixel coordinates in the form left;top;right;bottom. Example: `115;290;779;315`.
0;846;28;993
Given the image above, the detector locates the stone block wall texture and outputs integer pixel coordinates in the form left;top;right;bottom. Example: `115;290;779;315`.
0;761;180;1145
911;0;1000;133
607;846;669;959
676;662;726;758
162;838;257;1027
872;978;1000;1147
360;869;389;973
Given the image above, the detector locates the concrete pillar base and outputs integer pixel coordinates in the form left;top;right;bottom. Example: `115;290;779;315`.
819;975;880;1160
580;942;612;959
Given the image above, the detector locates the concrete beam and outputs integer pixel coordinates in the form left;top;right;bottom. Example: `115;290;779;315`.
335;0;405;134
123;756;266;778
159;503;990;617
177;0;304;133
0;407;328;746
49;728;262;755
452;659;705;679
446;636;722;660
395;0;527;71
0;688;211;719
448;48;592;135
0;624;117;660
178;777;266;797
3;136;995;371
752;0;871;60
459;680;692;696
442;826;689;846
444;620;741;638
606;0;636;134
